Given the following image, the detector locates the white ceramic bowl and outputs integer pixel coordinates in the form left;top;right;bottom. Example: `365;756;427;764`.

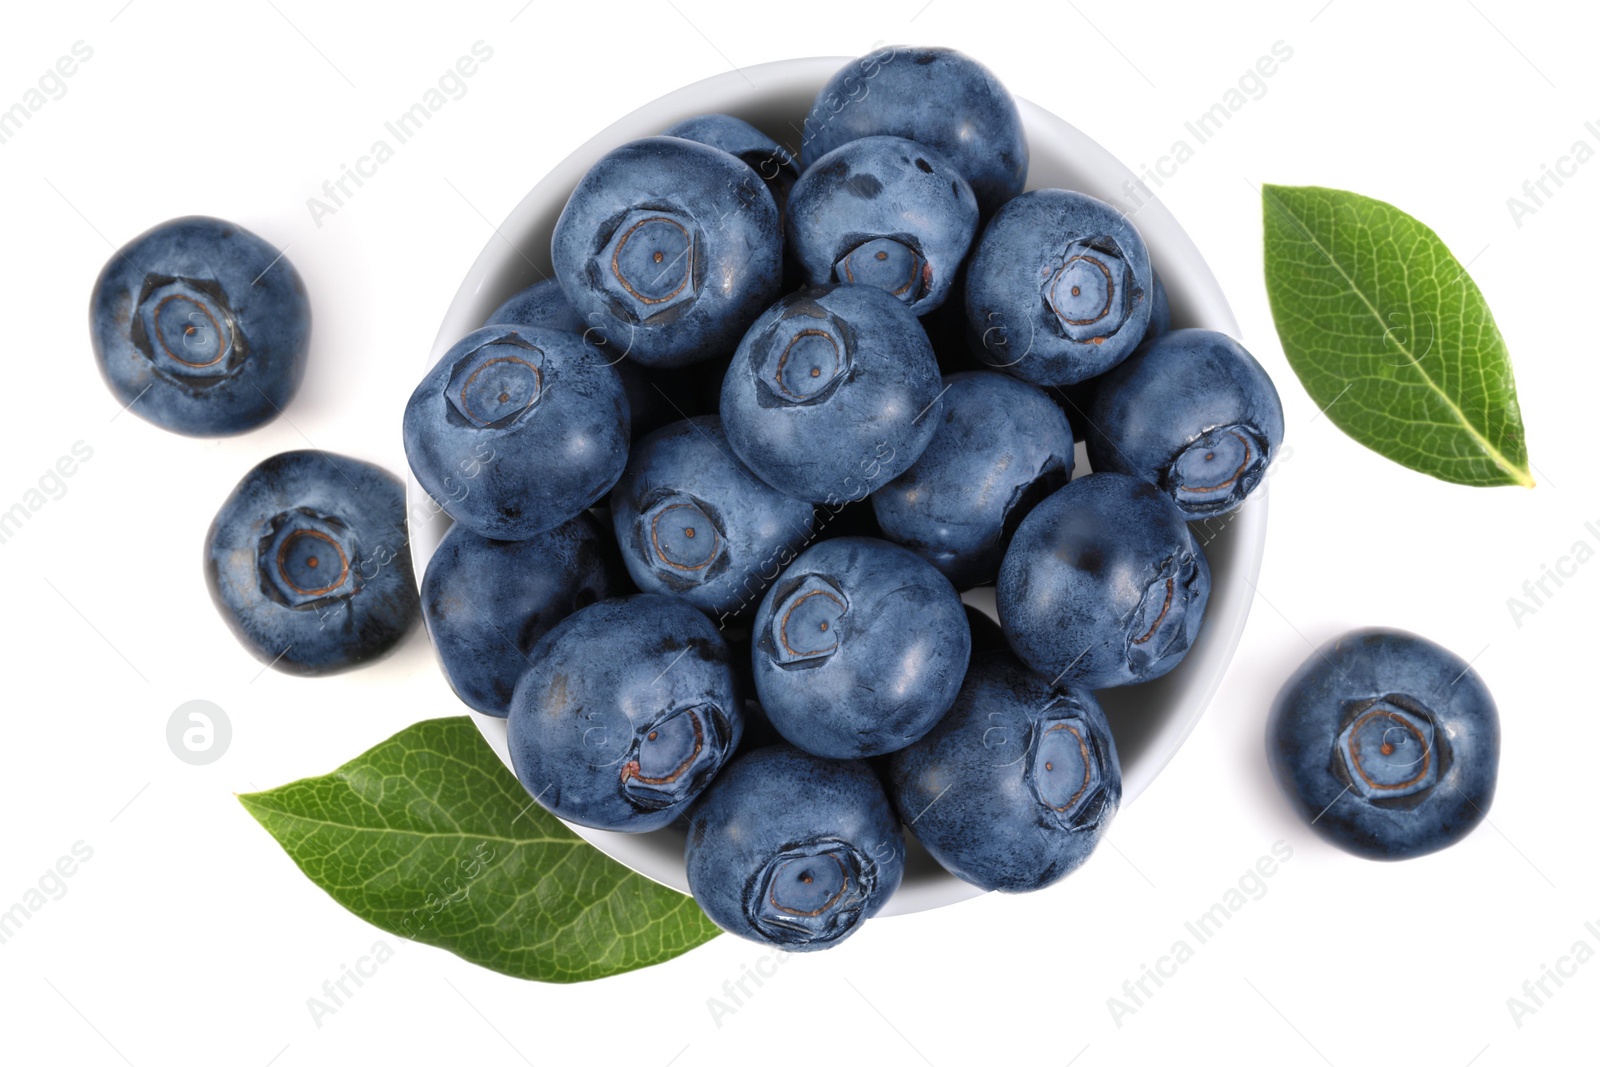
409;56;1266;917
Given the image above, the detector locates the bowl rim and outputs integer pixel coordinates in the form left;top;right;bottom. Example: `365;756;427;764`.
408;54;1266;917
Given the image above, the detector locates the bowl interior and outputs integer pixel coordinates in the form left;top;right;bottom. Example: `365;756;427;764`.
408;56;1265;917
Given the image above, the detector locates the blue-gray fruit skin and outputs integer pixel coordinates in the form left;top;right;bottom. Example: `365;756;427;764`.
506;594;742;832
1086;328;1284;518
872;371;1073;589
1145;270;1172;341
609;416;815;622
966;189;1153;386
662;113;799;216
786;135;978;315
204;450;418;675
720;284;942;503
998;472;1211;689
482;277;585;333
551;136;782;369
802;46;1027;217
1268;628;1499;861
751;537;970;759
685;744;904;952
402;324;629;541
422;514;623;717
888;651;1121;891
482;277;679;441
90;216;310;436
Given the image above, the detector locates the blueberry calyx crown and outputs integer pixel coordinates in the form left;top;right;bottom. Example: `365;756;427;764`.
129;274;247;388
256;507;362;610
594;207;702;324
1124;552;1203;674
1028;698;1113;832
444;332;545;429
765;575;848;668
642;494;725;583
747;839;875;948
1042;238;1139;345
1162;423;1271;515
751;296;852;406
1332;694;1445;807
833;236;929;306
619;702;731;811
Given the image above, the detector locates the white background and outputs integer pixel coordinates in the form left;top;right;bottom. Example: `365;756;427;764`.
1;1;1596;1064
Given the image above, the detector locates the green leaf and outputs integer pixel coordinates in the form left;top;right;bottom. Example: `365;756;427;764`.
1261;183;1534;488
239;716;720;982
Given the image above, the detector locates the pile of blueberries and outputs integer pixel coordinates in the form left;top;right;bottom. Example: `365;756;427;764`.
399;46;1288;951
89;45;1499;957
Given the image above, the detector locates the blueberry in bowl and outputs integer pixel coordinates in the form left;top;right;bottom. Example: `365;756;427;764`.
90;216;310;436
662;113;799;216
751;536;970;759
786;135;978;314
966;189;1153;386
720;283;943;502
872;370;1074;589
402;323;630;540
685;744;905;951
421;514;622;717
506;594;743;833
205;450;419;675
551;136;782;369
1086;328;1284;518
802;46;1027;217
416;55;1264;916
481;277;586;333
997;472;1211;689
1267;628;1500;861
889;651;1121;891
609;415;815;622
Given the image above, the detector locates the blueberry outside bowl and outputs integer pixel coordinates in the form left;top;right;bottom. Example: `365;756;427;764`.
407;57;1266;917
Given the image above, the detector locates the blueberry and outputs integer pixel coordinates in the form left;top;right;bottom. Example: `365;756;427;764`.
889;651;1120;891
402;324;629;540
661;113;799;216
551;136;782;368
802;47;1027;216
1267;628;1499;861
204;450;419;675
685;743;904;951
421;514;622;717
482;277;682;441
1145;270;1172;341
786;136;977;314
751;537;970;759
966;190;1153;386
720;284;942;502
482;277;586;333
610;416;815;622
90;216;310;436
997;472;1210;688
507;594;742;832
1086;328;1284;518
872;371;1073;589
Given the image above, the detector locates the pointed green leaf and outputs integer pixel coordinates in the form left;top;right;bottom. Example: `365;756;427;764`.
1262;183;1533;487
239;716;720;982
